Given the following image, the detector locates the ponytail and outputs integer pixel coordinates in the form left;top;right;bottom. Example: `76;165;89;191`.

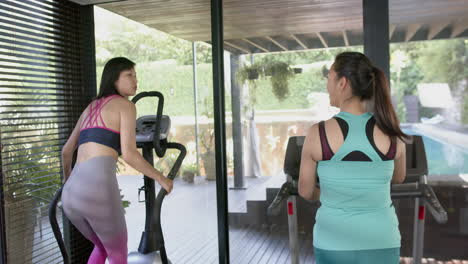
333;52;410;141
372;67;409;141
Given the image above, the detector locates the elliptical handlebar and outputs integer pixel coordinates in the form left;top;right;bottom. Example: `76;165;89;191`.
49;187;69;264
132;91;167;157
157;142;186;198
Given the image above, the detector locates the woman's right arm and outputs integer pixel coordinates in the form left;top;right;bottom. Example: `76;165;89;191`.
392;138;406;184
119;100;173;193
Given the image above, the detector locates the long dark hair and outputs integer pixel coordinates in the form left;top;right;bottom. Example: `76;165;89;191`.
96;57;135;99
333;52;409;141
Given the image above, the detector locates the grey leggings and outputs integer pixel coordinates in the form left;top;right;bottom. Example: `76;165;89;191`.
62;156;127;264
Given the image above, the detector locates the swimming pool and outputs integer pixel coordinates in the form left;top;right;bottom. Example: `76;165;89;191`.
403;128;468;177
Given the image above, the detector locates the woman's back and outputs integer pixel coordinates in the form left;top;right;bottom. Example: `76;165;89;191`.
312;112;401;250
298;51;406;263
76;95;126;163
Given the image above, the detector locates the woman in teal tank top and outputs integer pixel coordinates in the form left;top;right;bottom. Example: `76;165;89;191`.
298;52;410;264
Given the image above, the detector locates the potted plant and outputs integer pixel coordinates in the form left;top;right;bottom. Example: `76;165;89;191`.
182;163;198;183
293;67;303;74
237;63;262;82
199;126;216;180
197;96;217;181
264;61;295;101
237;60;295;102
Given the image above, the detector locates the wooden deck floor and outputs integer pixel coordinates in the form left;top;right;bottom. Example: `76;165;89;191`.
31;174;467;263
118;174;314;263
117;175;468;264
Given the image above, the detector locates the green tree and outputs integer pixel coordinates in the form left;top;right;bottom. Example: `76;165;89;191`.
417;39;467;87
416;39;468;124
95;7;211;66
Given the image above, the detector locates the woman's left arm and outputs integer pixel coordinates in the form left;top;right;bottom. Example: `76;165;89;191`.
298;124;320;201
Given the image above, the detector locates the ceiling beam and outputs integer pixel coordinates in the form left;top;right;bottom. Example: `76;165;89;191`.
451;19;468;38
427;21;450;40
316;32;328;48
389;25;396;39
342;30;349;46
265;36;288;51
242;38;269;52
405;24;421;42
290;34;308;49
224;41;250;54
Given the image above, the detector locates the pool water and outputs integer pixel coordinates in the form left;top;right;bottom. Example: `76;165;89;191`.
403;129;468;176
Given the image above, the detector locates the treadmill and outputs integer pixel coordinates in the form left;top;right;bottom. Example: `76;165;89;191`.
268;135;448;264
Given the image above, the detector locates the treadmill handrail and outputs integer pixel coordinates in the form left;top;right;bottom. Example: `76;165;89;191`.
421;184;448;224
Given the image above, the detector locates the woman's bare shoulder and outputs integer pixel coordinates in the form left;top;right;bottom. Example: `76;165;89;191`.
111;96;135;110
395;137;406;158
303;122;322;160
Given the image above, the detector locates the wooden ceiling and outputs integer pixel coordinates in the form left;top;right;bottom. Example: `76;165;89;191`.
96;0;468;54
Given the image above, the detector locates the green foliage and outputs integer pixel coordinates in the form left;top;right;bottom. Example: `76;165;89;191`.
416;39;467;88
391;39;468;123
463;93;468;125
237;63;262;83
120;190;131;210
94;7;211;66
264;61;295;101
183;162;199;174
251;68;326;110
155;149;182;177
237;60;296;103
95;6;467;124
97;62;216;117
401;64;424;95
236;62;262;106
254;47;361;64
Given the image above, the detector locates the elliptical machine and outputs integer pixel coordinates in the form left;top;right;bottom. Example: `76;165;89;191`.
128;91;186;264
49;91;186;264
268;135;448;264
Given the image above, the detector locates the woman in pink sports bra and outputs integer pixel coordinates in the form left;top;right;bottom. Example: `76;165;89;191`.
60;57;173;264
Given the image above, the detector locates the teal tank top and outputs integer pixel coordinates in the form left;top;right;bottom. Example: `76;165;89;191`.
314;112;401;250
